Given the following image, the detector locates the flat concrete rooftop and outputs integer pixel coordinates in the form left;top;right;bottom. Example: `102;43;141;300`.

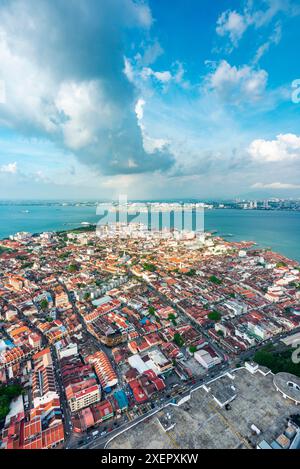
107;368;300;449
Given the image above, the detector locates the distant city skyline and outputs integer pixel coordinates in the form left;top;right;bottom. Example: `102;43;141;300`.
0;0;300;199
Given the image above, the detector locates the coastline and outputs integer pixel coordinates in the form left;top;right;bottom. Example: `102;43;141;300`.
0;206;299;262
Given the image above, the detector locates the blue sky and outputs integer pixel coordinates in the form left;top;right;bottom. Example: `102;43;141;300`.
0;0;300;199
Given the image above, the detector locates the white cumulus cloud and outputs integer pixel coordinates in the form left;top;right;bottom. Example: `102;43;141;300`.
135;98;169;153
0;162;18;174
216;10;248;46
248;134;300;162
141;67;172;84
216;0;299;49
206;60;268;104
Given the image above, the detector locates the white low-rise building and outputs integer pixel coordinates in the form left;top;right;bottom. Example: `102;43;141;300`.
194;349;221;369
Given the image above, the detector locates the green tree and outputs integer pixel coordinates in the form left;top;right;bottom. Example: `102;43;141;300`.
168;313;176;321
0;385;23;420
68;263;79;273
173;333;184;347
168;312;177;326
0;384;23;399
83;292;91;301
208;310;222;321
254;346;300;378
143;263;156;272
186;269;196;277
0;395;10;420
209;275;222;285
21;262;34;269
16;255;27;261
40;299;49;311
58;251;70;260
0;246;11;255
276;262;287;268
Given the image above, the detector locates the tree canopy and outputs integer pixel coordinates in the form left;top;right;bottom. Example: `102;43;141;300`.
173;333;185;347
209;275;222;285
143;263;157;272
254;347;300;378
208;310;222;321
0;385;23;420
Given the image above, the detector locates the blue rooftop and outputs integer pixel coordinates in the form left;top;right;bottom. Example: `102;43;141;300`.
114;390;129;409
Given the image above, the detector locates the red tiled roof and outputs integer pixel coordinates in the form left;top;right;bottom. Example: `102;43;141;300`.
24;418;42;440
42;423;64;448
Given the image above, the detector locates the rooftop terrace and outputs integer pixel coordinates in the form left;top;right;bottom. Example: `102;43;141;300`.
107;367;300;449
